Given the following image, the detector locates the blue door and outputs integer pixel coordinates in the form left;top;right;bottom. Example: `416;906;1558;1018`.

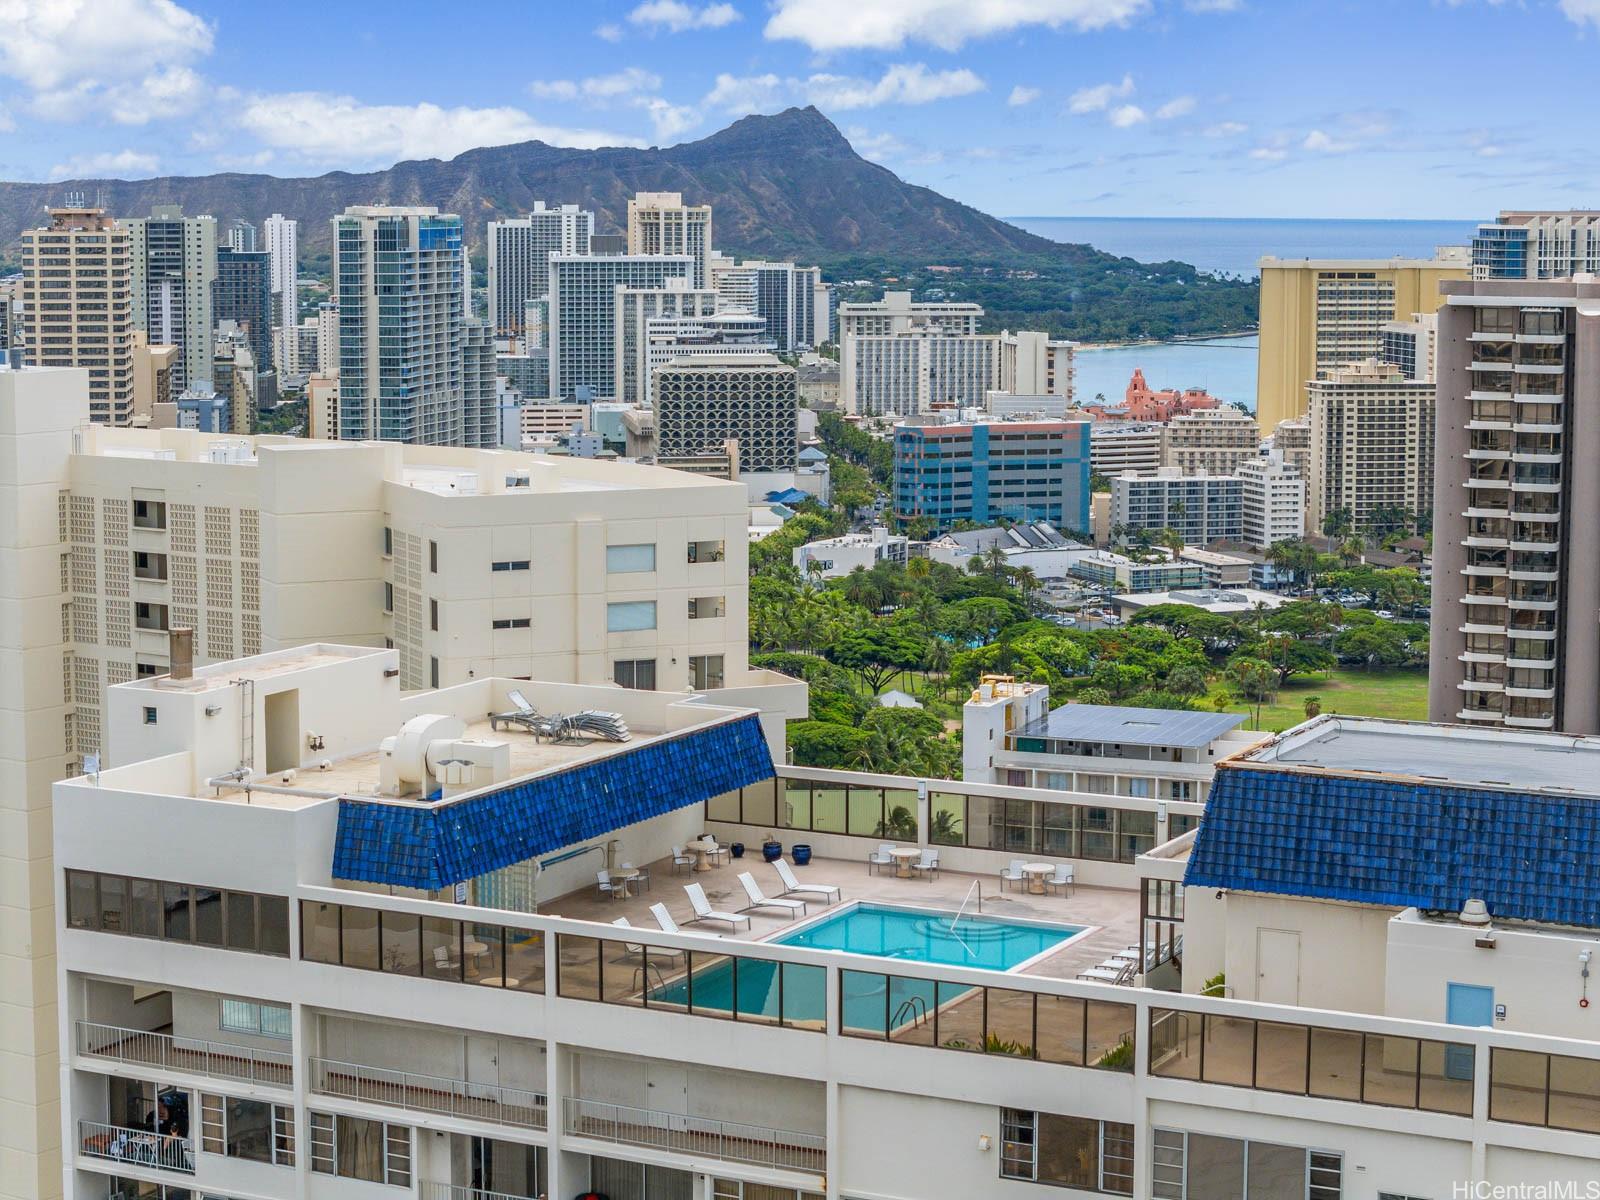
1446;983;1494;1079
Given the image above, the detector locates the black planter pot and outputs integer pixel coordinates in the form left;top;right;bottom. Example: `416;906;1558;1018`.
730;842;746;859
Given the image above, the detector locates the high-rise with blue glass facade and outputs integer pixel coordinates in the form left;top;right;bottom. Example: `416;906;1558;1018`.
893;418;1091;533
1472;211;1600;280
333;206;468;445
214;247;273;372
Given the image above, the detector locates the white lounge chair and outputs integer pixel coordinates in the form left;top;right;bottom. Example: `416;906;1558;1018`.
867;843;894;875
774;858;840;903
669;845;696;875
912;848;940;880
650;901;723;940
1045;863;1075;896
999;859;1028;892
1077;966;1123;983
684;882;751;930
737;871;807;919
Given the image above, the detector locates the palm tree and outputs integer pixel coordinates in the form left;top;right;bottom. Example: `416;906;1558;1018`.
983;545;1009;579
1012;566;1042;611
1303;695;1323;719
924;638;953;698
906;556;932;579
1338;537;1365;568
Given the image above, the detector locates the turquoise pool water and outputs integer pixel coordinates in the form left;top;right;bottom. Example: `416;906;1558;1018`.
648;905;1081;1027
775;904;1081;970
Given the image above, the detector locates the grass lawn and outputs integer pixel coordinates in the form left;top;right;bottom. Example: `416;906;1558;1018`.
1206;667;1429;734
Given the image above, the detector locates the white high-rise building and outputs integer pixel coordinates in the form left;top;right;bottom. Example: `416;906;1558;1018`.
0;363;764;1200
614;280;718;408
488;203;594;339
123;204;217;395
548;254;694;401
1238;451;1306;550
1472;210;1600;279
263;214;298;329
1306;358;1435;536
712;260;822;353
839;292;988;416
315;301;338;375
999;329;1075;400
626;192;712;288
654;355;799;471
639;312;775;408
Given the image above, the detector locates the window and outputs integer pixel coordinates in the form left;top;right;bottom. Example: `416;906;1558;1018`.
136;662;162;677
615;659;656;690
492;617;532;630
428;540;438;573
133;498;167;530
143;706;158;725
430;657;439;689
429;599;438;632
1152;1129;1341;1199
219;999;291;1039
135;601;169;631
383;581;393;612
132;551;168;581
296;900;544;994
66;870;288;954
201;1093;295;1166
310;1112;411;1186
607;601;657;632
687;538;725;563
607;543;656;573
689;654;725;690
688;596;726;619
382;526;392;556
1001;1109;1133;1194
491;559;531;572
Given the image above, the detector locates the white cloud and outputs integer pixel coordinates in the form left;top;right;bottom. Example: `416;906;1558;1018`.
595;22;625;41
1068;74;1134;114
531;67;664;101
1008;85;1042;107
238;93;639;165
0;0;212;91
805;63;984;109
0;104;14;133
1154;95;1195;120
1204;120;1247;136
640;97;700;141
704;72;786;113
628;1;741;32
1184;0;1241;10
528;79;579;101
1108;103;1146;127
1249;145;1287;161
1560;0;1600;28
48;148;160;180
1476;144;1503;158
765;0;1150;51
1302;128;1353;153
844;125;910;161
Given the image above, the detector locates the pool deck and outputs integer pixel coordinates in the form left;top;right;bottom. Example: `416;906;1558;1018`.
541;852;1143;983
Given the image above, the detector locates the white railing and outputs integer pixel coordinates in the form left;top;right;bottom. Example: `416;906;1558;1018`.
309;1056;547;1130
76;1020;293;1087
563;1097;826;1172
78;1119;194;1174
422;1185;536;1200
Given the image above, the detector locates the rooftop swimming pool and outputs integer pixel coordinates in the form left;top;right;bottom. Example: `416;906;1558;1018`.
647;904;1084;1029
774;903;1084;971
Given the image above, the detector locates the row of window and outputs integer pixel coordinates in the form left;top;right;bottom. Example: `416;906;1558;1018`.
1152;1129;1341;1200
65;870;289;957
199;1094;295;1167
310;1112;412;1187
556;934;826;1031
1001;1109;1133;1195
841;969;1135;1070
300;900;545;992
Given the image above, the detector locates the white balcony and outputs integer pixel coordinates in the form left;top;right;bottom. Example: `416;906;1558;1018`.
309;1056;548;1131
76;1020;293;1089
1505;713;1557;728
79;1119;194;1174
563;1097;826;1175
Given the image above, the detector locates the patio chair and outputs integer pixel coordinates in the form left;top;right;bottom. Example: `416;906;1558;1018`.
704;837;730;866
867;843;895;875
999;859;1028;892
774;857;840;904
431;945;459;973
620;861;651;892
650;901;723;939
737;871;808;920
669;845;696;875
1045;863;1075;896
684;882;751;930
912;848;940;880
596;869;625;900
611;916;682;962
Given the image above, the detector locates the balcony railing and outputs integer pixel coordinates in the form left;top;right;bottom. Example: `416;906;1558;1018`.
79;1119;195;1174
422;1185;535;1200
309;1056;547;1130
563;1097;826;1173
76;1020;292;1088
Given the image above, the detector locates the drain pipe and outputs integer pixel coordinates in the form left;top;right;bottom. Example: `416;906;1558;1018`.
205;773;340;801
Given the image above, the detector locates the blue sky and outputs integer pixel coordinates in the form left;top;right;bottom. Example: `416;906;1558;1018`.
4;0;1599;219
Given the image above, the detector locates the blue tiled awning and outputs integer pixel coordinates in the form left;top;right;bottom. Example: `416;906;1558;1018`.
332;714;774;890
1184;766;1600;927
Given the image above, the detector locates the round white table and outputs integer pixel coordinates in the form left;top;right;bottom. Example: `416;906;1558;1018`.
1022;863;1055;895
890;847;923;879
609;867;640;898
684;838;718;872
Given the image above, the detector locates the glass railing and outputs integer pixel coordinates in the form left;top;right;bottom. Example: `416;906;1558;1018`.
1490;1048;1600;1133
301;899;544;992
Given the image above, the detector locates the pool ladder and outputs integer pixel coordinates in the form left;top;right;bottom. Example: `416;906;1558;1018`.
892;995;929;1029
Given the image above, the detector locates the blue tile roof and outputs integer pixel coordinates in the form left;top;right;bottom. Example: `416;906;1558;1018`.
332;714;774;890
1184;766;1600;927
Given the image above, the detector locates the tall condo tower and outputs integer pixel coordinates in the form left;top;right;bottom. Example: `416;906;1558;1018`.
487;202;594;338
263;213;298;329
123;204;217;394
626;192;713;288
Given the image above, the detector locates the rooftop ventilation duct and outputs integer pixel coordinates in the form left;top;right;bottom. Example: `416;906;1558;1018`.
1459;898;1492;926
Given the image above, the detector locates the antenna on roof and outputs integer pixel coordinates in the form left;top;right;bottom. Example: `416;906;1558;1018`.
64;189;85;209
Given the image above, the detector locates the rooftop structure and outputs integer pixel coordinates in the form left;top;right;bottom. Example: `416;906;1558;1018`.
1015;704;1246;750
1112;586;1288;620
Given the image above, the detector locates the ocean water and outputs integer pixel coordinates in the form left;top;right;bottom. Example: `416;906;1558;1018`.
1076;335;1259;411
1007;216;1479;280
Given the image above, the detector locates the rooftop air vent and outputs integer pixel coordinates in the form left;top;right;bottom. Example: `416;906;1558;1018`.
1459;898;1492;927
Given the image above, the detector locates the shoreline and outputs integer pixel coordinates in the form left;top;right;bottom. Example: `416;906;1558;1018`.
1075;329;1259;352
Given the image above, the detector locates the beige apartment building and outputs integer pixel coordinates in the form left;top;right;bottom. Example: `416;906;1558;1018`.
1271;415;1311;480
626;191;713;289
0;364;758;1198
1158;406;1259;475
1306;359;1435;535
129;332;177;425
1256;251;1467;430
17;208;135;424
